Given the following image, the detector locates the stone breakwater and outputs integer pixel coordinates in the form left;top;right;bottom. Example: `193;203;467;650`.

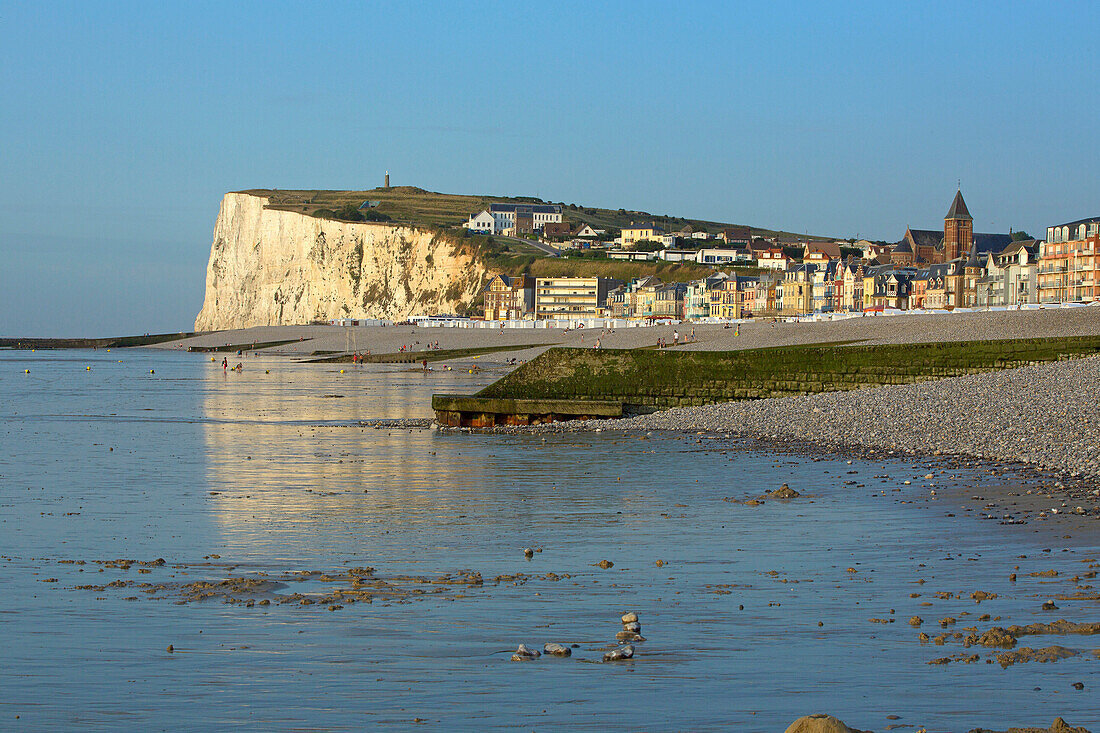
507;355;1100;481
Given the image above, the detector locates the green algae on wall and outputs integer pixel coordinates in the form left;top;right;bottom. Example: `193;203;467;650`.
475;337;1100;412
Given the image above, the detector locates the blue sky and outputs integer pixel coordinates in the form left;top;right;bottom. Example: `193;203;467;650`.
1;1;1098;336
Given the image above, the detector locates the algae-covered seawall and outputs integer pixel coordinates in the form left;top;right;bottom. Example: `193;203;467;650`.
194;193;488;330
475;338;1100;412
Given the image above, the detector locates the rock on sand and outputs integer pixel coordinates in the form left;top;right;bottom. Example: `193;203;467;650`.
784;714;869;733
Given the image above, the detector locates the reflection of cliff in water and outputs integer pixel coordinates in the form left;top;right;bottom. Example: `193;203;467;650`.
199;361;492;538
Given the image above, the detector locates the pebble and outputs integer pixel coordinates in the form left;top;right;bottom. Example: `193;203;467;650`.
511;643;541;661
542;642;571;657
621;612;638;624
616;630;645;641
603;644;635;662
597;560;613;569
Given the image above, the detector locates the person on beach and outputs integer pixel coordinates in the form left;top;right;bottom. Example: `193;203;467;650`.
690;326;695;341
673;330;679;346
222;357;228;371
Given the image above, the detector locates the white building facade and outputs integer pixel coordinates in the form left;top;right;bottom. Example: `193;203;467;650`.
465;203;563;235
491;203;563;234
465;210;495;233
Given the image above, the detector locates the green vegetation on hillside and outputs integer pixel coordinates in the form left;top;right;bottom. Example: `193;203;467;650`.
482;254;745;283
454;232;756;282
238;186;824;242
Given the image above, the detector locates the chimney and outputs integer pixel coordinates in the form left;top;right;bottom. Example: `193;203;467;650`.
385;171;390;188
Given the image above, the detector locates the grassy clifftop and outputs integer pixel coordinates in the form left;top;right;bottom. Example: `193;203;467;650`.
237;186;823;241
479;252;745;282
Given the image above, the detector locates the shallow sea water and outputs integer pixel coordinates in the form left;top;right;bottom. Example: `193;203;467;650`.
1;349;1097;731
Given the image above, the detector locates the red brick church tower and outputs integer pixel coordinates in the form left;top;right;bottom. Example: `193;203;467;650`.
944;189;973;262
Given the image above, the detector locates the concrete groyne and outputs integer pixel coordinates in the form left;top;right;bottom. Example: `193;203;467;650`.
433;336;1100;424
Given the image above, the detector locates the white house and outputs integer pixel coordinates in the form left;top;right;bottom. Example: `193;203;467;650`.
465;210;495;233
754;249;791;271
608;249;657;261
695;248;752;265
490;203;563;234
575;224;605;238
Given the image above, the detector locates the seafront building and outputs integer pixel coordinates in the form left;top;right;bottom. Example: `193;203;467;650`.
534;277;622;319
476;191;1097;322
1038;217;1100;304
482;274;535;320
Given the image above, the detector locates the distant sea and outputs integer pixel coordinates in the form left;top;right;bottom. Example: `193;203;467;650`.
1;349;1096;731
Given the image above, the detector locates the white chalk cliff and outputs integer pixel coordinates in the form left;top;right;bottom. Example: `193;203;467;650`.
195;193;487;330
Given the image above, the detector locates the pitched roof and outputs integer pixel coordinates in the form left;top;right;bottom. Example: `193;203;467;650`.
965;244;981;267
946;190;973;221
908;229;943;250
974;232;1012;254
804;240;841;258
1048;216;1100;230
490;203;562;214
999;239;1039;257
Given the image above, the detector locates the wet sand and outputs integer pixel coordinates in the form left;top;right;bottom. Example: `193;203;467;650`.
5;346;1098;729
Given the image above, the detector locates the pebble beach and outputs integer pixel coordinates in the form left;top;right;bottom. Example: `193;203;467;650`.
544;354;1100;482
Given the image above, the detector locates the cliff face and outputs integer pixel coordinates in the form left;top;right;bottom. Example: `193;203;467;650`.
194;193;488;331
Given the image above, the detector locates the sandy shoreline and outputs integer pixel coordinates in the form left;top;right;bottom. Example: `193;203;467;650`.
152;307;1100;361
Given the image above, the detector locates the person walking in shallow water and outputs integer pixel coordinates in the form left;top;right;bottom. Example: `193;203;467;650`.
222;357;228;372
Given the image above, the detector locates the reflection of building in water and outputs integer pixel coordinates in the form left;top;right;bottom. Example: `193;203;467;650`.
200;364;493;535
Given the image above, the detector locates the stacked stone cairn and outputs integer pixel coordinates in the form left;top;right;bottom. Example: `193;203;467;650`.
604;611;641;661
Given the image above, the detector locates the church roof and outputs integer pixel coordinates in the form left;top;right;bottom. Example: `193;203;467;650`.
908;228;944;250
946;190;973;221
974;233;1012;254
